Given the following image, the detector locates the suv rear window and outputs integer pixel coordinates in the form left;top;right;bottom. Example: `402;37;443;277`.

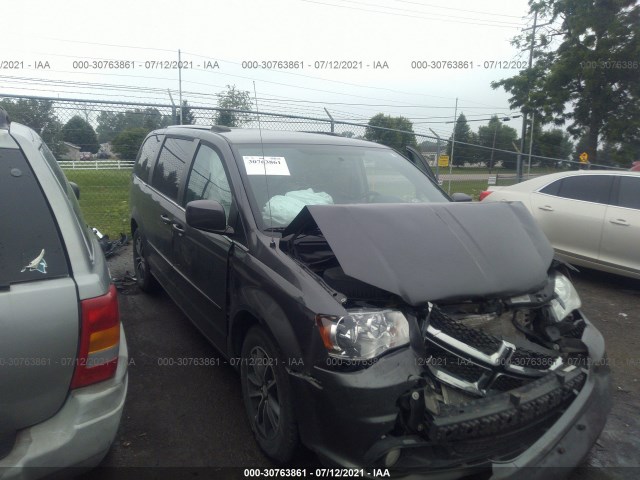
0;148;69;288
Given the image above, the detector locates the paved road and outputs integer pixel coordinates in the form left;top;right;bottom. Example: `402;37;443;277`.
85;245;640;479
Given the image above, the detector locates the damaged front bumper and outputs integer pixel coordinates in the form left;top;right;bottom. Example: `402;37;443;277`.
289;315;611;478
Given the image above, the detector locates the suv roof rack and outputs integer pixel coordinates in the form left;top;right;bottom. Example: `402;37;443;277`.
299;131;341;136
166;124;232;133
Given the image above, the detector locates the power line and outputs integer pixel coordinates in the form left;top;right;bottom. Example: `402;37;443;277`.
392;0;525;19
301;0;524;28
335;0;524;25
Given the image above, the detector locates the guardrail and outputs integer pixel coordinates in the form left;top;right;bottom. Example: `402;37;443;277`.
58;160;135;170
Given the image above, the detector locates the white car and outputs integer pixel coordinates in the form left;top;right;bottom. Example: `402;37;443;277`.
480;170;640;279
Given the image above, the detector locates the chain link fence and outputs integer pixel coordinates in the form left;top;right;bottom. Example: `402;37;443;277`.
1;93;621;237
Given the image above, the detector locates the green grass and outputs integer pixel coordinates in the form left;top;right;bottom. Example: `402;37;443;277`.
442;166;562;176
63;169;132;238
441;180;488;199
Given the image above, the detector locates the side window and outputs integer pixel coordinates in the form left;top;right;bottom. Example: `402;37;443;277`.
39;141;92;249
185;145;233;219
554;175;612;204
539;179;561;196
617;177;640;209
150;137;196;202
134;135;163;183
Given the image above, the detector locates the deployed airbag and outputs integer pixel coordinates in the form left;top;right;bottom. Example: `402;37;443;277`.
263;188;333;226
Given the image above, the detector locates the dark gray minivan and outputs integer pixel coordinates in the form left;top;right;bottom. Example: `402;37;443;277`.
0;109;128;478
130;125;610;477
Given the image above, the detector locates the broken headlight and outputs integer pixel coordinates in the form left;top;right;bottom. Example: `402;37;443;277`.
550;272;581;322
316;309;410;360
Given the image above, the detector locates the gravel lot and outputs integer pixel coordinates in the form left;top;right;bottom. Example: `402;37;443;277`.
85;244;640;479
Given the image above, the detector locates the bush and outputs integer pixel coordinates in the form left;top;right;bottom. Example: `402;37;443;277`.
111;127;149;160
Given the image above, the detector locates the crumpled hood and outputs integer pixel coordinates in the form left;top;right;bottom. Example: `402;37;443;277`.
283;202;554;305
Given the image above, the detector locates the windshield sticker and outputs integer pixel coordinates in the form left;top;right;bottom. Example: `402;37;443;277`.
243;156;290;176
21;249;47;274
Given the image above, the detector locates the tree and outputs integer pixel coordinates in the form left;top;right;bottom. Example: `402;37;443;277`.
215;85;253;127
96;111;126;144
364;113;417;151
97;108;171;144
111;127;149;160
419;139;439;152
62;116;99;153
536;128;573;164
598;140;638;167
0;98;65;156
446;113;479;166
180;100;195;125
492;0;640;164
477;116;519;169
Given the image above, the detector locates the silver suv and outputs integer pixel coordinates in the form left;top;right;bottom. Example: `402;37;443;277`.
0;108;128;478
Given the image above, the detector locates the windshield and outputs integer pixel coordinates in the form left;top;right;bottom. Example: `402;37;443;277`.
235;143;449;230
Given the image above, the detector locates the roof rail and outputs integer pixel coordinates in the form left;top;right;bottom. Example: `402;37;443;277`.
0;107;11;129
165;124;232;133
299;131;340;136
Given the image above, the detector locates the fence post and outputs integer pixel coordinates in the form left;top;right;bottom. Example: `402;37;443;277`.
324;108;335;133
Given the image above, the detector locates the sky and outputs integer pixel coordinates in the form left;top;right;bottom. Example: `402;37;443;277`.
2;0;536;138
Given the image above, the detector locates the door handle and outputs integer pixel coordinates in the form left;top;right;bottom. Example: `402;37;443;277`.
172;223;185;236
538;205;554;211
160;214;171;224
609;218;630;226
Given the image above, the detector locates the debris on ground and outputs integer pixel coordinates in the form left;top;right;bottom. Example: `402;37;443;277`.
92;227;129;258
112;270;138;294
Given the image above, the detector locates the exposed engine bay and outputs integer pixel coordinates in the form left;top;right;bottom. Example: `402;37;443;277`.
281;203;592;464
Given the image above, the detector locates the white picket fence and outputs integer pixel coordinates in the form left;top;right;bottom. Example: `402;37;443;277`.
58;160;135;170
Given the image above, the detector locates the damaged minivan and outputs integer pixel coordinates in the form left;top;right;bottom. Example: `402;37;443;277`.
130;126;611;477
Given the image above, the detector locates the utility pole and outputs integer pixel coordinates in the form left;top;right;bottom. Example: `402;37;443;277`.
527;112;535;177
178;49;183;125
517;11;538;183
490;123;499;174
429;128;441;183
448;97;458;194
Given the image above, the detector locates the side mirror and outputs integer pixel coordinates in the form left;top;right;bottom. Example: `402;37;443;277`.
186;200;230;233
451;192;473;202
69;182;80;200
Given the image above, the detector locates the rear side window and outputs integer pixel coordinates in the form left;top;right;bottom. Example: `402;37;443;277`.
0;148;69;288
134;134;163;183
150;137;196;202
539;179;561;196
616;177;640;209
541;175;612;204
39;140;92;251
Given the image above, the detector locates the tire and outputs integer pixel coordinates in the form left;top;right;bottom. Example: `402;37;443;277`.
240;326;298;462
132;229;159;293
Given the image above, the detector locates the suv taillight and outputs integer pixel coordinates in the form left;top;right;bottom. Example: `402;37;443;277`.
71;284;120;389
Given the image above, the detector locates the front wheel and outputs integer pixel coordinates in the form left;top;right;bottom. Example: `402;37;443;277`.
240;327;298;462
